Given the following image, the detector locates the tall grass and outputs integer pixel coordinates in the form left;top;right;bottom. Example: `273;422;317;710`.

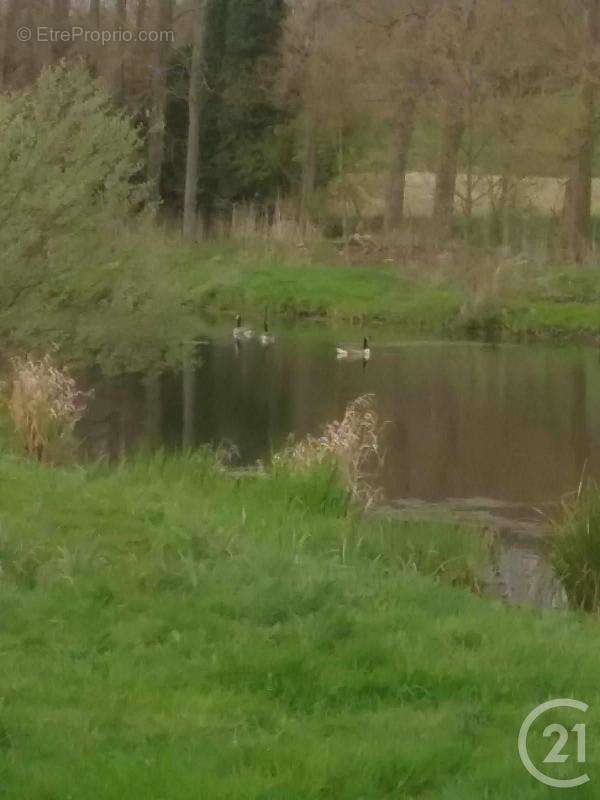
552;486;600;611
8;354;89;462
273;394;384;508
218;199;319;245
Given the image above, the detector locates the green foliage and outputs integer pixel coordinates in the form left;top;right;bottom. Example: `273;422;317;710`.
0;65;199;370
164;0;289;214
553;487;600;611
200;0;288;209
0;63;143;319
0;67;222;372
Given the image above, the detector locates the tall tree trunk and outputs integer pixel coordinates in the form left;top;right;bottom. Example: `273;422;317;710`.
86;0;101;74
562;0;599;263
301;113;317;220
147;0;173;204
385;95;417;232
113;0;128;100
182;359;195;448
89;0;100;27
51;0;71;61
183;0;206;240
135;0;147;30
0;0;19;89
299;0;321;223
144;372;162;445
433;104;464;238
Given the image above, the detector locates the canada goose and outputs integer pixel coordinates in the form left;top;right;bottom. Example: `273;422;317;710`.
233;315;254;339
260;320;275;345
336;337;370;360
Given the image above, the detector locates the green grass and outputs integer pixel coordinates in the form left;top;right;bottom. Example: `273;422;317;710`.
1;451;600;797
553;487;600;611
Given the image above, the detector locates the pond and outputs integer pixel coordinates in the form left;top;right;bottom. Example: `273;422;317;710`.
79;322;600;607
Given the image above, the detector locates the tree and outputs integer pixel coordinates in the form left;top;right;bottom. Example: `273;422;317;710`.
0;0;19;89
183;0;206;239
113;0;128;100
379;2;431;231
0;64;144;321
51;0;71;61
203;0;287;210
89;0;101;27
147;0;174;203
279;0;368;223
428;0;477;238
562;0;600;261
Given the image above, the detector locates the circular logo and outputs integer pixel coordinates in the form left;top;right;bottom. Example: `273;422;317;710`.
518;698;589;788
16;26;32;43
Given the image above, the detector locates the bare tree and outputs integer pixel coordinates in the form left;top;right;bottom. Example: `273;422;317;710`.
89;0;101;28
382;3;431;232
135;0;146;30
429;0;480;238
280;0;376;224
112;0;127;99
51;0;71;61
432;102;464;234
385;96;417;231
562;0;600;262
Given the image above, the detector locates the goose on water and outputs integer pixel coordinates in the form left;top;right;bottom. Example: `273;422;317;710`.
336;337;370;360
260;320;276;345
233;315;254;340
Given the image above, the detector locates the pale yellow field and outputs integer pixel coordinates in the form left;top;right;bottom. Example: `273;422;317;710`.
331;172;600;218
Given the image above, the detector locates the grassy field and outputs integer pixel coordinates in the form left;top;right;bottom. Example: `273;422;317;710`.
1;449;600;798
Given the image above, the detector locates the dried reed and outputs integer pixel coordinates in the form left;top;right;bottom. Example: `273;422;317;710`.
9;355;89;462
273;394;384;508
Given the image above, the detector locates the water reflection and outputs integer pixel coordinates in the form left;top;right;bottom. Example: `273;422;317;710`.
79;331;600;507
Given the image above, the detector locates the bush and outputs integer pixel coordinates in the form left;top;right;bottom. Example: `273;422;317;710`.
0;63;145;360
8;355;89;463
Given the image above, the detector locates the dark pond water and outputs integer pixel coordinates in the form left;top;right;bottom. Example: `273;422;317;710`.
79;323;600;607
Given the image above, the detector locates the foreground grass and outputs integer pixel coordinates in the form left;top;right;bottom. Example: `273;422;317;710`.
1;451;600;797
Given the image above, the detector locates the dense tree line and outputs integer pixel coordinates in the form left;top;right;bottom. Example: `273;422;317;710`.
1;0;600;259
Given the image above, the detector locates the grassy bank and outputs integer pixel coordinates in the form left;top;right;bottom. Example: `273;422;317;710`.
1;450;600;798
152;233;600;340
4;230;599;373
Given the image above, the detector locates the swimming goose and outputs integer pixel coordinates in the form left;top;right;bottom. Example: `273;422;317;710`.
336;337;370;360
260;320;276;345
233;315;254;340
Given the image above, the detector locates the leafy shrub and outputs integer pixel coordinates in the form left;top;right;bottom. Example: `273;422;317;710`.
0;63;146;362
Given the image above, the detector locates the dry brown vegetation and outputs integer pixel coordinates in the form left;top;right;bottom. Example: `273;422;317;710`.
274;394;385;508
8;355;89;462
